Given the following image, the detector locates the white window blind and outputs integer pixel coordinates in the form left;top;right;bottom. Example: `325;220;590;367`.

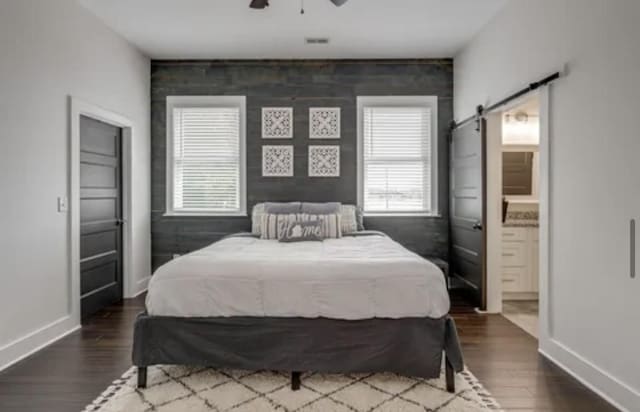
359;98;437;214
167;96;246;215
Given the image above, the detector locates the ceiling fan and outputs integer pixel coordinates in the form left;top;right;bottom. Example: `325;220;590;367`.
250;0;348;9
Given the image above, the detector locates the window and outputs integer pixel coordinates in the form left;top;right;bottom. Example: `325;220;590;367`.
357;96;438;216
166;96;246;216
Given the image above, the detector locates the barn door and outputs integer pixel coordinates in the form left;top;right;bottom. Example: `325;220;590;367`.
450;117;487;309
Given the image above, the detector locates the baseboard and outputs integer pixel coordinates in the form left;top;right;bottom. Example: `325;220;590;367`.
131;275;151;298
539;338;639;412
0;315;80;372
132;287;148;298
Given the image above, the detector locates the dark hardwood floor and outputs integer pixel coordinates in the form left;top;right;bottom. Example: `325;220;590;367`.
449;293;617;411
0;292;618;412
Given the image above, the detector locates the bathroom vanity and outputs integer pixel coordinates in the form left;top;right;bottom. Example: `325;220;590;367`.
502;209;539;300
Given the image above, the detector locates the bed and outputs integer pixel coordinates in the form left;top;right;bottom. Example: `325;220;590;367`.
132;231;464;392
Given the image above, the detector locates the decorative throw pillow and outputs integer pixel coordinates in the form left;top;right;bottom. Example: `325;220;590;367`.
253;203;303;236
251;203;266;235
261;213;342;240
279;220;324;242
261;213;296;240
297;213;342;239
340;205;359;234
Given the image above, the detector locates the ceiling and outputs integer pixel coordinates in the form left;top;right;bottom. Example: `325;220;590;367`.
79;0;508;59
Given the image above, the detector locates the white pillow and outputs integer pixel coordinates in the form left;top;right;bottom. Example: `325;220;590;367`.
340;205;359;234
251;203;266;235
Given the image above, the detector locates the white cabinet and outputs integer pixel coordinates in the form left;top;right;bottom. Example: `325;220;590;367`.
502;227;538;298
532;231;539;292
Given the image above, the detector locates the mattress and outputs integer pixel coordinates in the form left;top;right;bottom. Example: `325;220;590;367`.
146;232;450;320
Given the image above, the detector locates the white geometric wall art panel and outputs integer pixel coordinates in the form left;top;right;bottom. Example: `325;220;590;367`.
262;107;293;138
262;145;294;177
309;107;341;139
308;145;340;177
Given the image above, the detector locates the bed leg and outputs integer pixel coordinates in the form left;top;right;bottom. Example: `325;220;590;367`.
291;371;301;391
445;356;455;393
137;366;147;389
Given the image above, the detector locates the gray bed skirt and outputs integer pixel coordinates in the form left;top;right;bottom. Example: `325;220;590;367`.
132;313;464;381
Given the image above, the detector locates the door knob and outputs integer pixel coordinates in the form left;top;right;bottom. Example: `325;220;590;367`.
472;222;483;231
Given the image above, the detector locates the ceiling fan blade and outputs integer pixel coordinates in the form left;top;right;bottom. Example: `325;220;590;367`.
249;0;269;9
330;0;349;6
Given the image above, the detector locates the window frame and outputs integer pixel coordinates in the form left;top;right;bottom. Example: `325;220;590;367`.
356;96;439;217
165;96;247;217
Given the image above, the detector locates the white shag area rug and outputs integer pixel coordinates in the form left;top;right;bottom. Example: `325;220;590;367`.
83;366;502;412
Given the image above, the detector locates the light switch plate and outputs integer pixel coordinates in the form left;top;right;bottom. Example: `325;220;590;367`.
57;196;68;213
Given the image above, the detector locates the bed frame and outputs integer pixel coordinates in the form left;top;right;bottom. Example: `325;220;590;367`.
132;313;464;393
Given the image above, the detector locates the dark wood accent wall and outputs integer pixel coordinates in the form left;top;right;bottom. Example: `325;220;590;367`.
151;60;453;269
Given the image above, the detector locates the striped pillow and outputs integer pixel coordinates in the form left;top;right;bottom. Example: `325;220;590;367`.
252;202;303;236
261;213;296;240
298;213;342;239
261;213;342;240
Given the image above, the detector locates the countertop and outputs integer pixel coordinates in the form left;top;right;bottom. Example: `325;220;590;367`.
503;210;539;228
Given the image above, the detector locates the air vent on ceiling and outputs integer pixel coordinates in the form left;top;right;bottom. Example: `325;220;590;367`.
305;37;330;45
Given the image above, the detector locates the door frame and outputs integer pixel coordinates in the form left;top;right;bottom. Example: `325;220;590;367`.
483;86;551;342
69;96;134;325
537;86;551;342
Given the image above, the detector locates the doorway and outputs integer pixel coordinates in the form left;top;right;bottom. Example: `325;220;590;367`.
79;115;124;319
70;97;135;327
485;93;543;339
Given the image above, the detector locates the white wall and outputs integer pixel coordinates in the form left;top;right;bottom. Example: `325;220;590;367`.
0;0;150;370
455;1;640;410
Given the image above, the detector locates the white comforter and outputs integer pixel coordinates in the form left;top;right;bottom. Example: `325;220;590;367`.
146;233;450;320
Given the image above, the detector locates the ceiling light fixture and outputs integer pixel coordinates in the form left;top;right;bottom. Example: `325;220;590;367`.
249;0;269;9
514;111;529;123
505;111;530;124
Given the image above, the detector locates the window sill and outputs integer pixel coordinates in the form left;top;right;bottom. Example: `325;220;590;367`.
363;212;442;218
163;211;248;217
